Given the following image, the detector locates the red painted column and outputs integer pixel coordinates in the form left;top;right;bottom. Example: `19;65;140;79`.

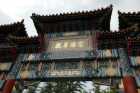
2;80;15;93
10;47;17;61
38;34;45;52
123;76;138;93
1;47;17;93
127;38;132;56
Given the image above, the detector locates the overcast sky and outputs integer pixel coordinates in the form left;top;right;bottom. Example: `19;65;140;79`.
0;0;140;36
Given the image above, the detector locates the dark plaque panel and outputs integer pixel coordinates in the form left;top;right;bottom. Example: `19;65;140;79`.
45;35;94;60
47;36;93;52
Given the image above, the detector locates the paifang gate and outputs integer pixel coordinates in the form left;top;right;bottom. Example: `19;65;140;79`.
0;5;140;93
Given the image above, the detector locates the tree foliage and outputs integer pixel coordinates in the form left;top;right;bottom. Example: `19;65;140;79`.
41;81;86;93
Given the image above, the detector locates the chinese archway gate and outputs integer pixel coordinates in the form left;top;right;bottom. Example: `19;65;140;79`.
0;5;140;93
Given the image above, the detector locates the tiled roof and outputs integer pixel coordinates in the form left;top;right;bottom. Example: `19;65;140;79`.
31;5;113;34
0;20;27;37
118;11;140;30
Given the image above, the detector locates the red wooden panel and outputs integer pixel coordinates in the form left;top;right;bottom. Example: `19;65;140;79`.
10;47;17;60
123;76;138;93
3;80;15;93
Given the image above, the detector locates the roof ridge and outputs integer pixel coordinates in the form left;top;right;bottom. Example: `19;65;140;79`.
0;19;24;27
118;11;140;16
32;5;112;18
8;34;38;40
0;20;28;37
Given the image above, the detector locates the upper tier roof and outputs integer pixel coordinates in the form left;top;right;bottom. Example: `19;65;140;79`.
118;11;140;30
0;20;40;52
7;35;40;53
0;20;28;48
0;20;27;37
31;5;113;34
8;35;39;45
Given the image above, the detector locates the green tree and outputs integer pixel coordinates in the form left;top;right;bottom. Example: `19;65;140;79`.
94;85;101;93
41;81;87;93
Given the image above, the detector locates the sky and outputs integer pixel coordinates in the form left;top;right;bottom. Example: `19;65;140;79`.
0;0;140;36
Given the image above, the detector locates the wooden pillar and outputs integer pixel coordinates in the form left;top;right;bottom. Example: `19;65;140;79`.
2;80;15;93
38;34;45;52
10;47;17;60
1;47;17;93
123;76;138;93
